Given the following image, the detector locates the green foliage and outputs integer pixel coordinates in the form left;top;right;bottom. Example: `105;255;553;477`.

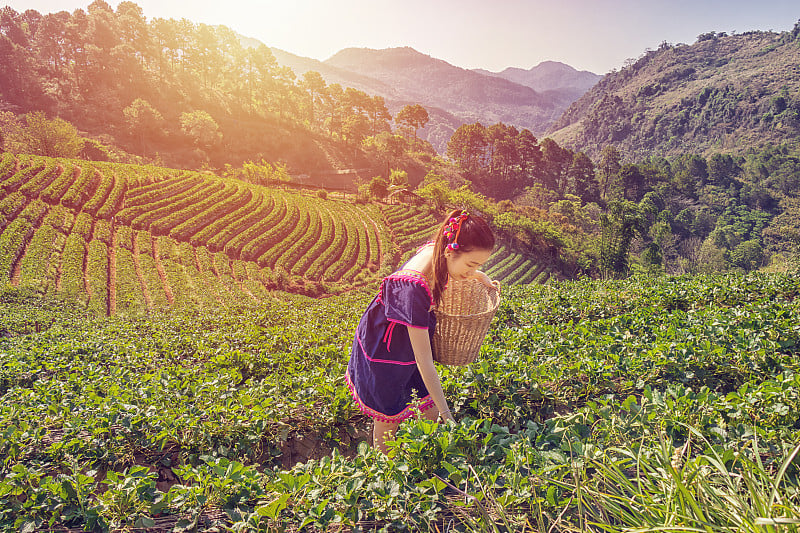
600;200;646;276
4;272;800;529
550;30;800;159
224;158;291;185
2;112;85;158
180;110;222;150
368;176;388;199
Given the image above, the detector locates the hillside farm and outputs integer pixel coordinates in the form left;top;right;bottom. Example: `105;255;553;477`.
0;153;550;316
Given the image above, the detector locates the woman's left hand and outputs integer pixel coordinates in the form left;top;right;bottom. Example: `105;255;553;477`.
469;271;498;291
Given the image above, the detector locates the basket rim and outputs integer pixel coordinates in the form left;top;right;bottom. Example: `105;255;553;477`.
434;279;500;318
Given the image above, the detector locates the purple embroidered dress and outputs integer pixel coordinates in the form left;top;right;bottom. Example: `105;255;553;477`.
345;268;437;423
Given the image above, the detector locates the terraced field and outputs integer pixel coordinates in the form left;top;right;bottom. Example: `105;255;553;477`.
0;153;548;316
0;153;394;313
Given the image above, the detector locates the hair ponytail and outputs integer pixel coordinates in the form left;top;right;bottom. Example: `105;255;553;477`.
431;209;495;306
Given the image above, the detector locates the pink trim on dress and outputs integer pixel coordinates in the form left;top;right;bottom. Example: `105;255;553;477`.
358;335;417;366
345;370;435;423
388;269;434;307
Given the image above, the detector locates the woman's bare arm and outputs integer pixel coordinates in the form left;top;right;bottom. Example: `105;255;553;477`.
408;327;454;422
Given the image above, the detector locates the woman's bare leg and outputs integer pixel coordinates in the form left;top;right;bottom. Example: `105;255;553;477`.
422;405;439;421
373;405;441;453
373;419;400;453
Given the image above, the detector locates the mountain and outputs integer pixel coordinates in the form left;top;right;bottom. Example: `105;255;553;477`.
240;39;599;152
324;47;567;141
546;26;800;158
473;61;602;100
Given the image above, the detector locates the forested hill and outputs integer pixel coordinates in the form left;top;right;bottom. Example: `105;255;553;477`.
325;47;568;138
0;3;395;176
261;44;597;153
547;24;800;159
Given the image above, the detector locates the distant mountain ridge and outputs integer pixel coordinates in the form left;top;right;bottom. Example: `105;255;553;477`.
473;61;602;97
547;26;800;158
238;37;600;152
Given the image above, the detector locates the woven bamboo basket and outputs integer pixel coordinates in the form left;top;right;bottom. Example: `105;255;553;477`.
433;279;501;366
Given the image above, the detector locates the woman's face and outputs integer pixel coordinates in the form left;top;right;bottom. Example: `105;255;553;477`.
444;247;493;281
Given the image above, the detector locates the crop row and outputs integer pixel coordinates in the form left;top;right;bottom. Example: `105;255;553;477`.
118;180;221;228
489;252;527;280
168;185;252;242
0;153;435;302
239;195;296;262
323;213;362;281
123;172;199;208
144;180;237;236
353;205;382;269
0;201;48;284
0;159;47;195
342;218;370;282
0;151;16;180
281;205;322;275
15;206;75;292
292;203;336;277
208;191;273;252
17;159;60;198
307;204;348;280
40;162;78;204
61;162;101;210
262;207;310;268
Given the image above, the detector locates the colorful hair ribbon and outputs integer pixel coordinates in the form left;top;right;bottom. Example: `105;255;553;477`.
443;212;469;251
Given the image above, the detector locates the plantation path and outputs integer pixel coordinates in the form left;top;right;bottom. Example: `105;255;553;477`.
529;263;547;284
209;253;240;302
107;222;117;316
82;219;96;298
193;247;224;305
228;261;260;303
9;213;44;287
364;210;384;269
54;215;77;292
132;233;153;309
151;236;174;305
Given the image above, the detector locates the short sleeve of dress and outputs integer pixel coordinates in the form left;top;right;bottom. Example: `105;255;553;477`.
382;276;433;329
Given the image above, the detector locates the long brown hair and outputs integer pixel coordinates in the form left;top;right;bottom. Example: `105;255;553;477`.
431;209;495;306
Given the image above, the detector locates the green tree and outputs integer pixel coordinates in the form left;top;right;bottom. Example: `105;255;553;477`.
180;110;221;151
396;104;429;140
9;111;85;158
598;145;622;201
389;169;409;188
367;95;392;136
342;114;370;145
569;152;600;203
516;129;541;182
369;176;389;200
600;200;646;277
729;239;764;271
123;98;164;157
301;70;327;129
447;123;488;175
619;163;646;201
416;172;450;211
540;137;572;196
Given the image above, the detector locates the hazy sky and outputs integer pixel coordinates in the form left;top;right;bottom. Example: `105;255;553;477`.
7;0;800;74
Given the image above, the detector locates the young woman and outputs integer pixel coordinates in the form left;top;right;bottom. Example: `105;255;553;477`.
345;209;496;452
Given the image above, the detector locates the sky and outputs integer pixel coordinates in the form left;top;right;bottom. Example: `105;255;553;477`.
7;0;800;74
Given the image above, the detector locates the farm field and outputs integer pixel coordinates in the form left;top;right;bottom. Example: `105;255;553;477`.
0;153;547;317
1;272;800;531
